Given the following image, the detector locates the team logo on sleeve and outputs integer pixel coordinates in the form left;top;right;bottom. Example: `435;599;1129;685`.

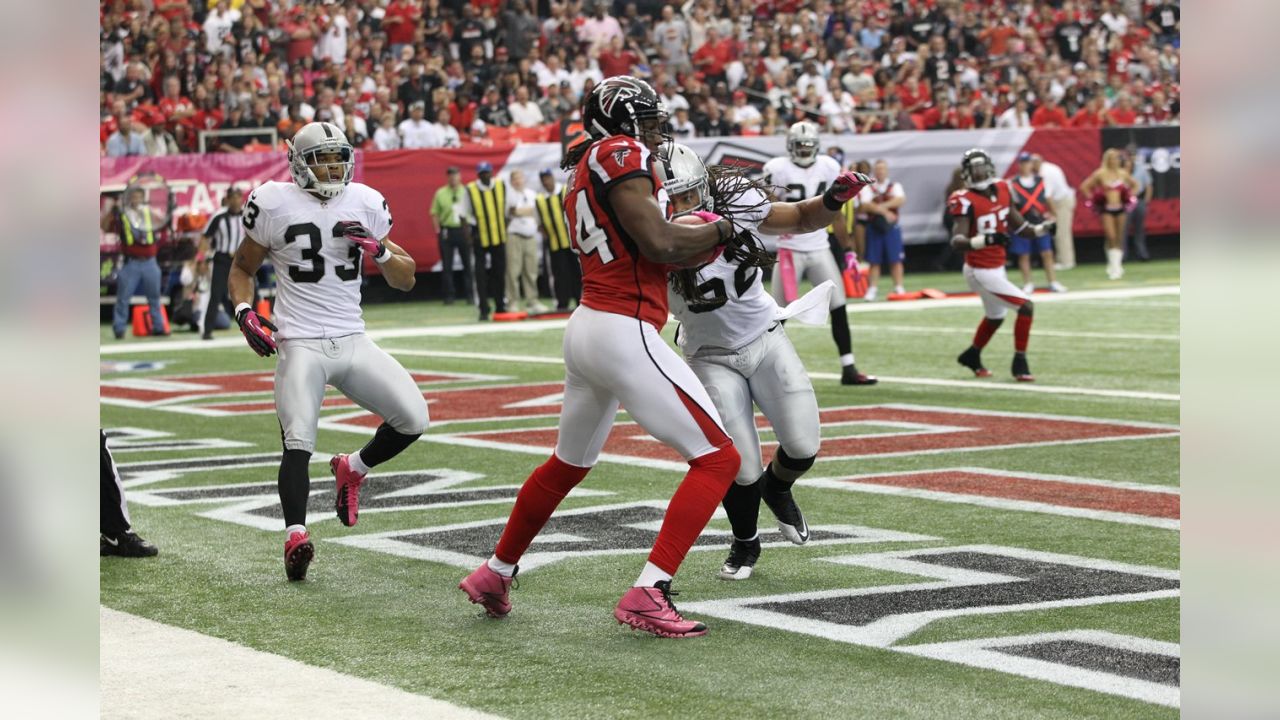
611;148;632;167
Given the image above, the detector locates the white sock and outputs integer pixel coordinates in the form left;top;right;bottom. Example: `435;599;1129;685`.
840;353;854;367
634;561;673;587
487;555;517;577
348;451;371;476
285;524;307;538
1106;248;1123;269
894;285;905;295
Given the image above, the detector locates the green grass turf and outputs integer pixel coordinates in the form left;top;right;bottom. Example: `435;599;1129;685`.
100;259;1179;719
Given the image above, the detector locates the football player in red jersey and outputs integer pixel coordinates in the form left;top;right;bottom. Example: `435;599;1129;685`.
949;149;1055;382
457;77;744;638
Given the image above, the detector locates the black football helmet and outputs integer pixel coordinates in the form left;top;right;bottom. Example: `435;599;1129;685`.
960;148;998;191
582;75;670;147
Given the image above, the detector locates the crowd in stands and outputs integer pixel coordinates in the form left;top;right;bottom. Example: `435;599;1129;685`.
100;0;1180;156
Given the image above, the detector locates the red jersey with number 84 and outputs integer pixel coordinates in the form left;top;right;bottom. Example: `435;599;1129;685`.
564;135;673;329
948;184;1013;270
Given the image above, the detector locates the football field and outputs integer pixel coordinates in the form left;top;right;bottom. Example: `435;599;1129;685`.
100;259;1180;719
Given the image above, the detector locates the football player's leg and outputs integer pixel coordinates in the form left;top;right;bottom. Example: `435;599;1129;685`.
691;356;761;543
274;341;329;529
611;319;738;585
334;335;429;467
750;331;820;544
976;267;1035;379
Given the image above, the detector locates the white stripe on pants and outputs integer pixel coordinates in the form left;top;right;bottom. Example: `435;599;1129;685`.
963;264;1029;320
555;305;730;466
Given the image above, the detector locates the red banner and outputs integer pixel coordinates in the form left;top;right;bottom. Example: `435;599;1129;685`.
358;146;517;272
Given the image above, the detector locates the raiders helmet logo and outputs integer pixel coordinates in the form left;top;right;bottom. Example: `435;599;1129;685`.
612;148;632;167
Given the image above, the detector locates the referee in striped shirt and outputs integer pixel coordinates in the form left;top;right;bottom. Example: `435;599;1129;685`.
202;187;247;340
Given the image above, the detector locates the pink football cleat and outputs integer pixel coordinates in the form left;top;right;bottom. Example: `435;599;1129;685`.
459;563;517;618
284;530;314;582
330;454;367;527
614;581;708;638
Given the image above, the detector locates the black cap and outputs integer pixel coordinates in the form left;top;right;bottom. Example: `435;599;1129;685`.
446;166;460;174
538;168;553;177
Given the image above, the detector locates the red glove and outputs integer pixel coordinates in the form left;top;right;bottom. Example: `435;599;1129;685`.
236;305;277;357
689;210;722;224
336;221;390;262
824;171;874;208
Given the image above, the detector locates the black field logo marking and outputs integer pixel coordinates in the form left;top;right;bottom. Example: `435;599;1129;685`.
327;501;936;571
681;545;1180;708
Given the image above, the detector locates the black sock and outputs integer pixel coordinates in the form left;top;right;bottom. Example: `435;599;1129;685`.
279;449;312;527
765;447;817;491
358;423;422;468
721;480;761;541
830;305;852;357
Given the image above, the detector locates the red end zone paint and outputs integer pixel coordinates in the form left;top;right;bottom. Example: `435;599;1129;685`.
841;470;1179;519
440;405;1176;463
325;382;566;426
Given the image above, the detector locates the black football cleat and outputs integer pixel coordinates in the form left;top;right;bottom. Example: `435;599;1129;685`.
718;537;762;580
957;346;993;378
100;532;159;558
840;365;878;385
761;480;810;545
1012;353;1035;382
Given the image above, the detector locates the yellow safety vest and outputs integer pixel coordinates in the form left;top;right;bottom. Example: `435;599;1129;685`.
536;188;571;252
121;206;155;246
826;196;858;235
466;180;507;248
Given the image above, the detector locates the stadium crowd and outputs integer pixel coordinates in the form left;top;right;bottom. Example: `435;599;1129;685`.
100;0;1180;156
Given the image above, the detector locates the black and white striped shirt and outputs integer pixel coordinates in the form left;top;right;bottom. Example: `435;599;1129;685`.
203;208;245;255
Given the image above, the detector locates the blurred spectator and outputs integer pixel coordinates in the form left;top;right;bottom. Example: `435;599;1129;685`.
105;117;148;157
1031;95;1069;128
1147;2;1181;45
729;90;762;133
599;36;642;78
671;107;696;139
399;102;444;149
1107;93;1140;126
509;86;545;128
385;0;422;59
579;3;624;54
500;1;539;61
373;114;402;151
1032;153;1077;270
1125;147;1154;261
993;96;1034;128
653;5;692;75
1069;96;1109;128
860;159;907;301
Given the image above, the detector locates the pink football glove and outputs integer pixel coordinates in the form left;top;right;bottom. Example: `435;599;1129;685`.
689;210;722;224
827;171;874;205
236;307;277;357
336;221;389;261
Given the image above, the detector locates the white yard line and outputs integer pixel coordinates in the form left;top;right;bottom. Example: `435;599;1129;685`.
810;374;1180;402
100;285;1180;355
100;607;503;720
821;325;1179;342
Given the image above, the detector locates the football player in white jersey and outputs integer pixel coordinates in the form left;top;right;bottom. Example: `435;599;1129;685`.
761;121;877;385
661;144;871;580
228;122;429;582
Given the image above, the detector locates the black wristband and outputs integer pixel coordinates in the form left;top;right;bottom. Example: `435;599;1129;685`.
715;219;733;243
822;189;844;211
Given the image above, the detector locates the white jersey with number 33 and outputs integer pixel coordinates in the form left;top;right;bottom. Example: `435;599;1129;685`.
759;155;841;252
242;180;393;340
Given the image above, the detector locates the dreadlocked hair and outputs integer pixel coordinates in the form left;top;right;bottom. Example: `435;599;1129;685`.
669;164;777;304
562;138;591;171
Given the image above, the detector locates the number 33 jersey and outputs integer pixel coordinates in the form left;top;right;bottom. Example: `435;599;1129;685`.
669;186;775;354
564;135;674;330
242;181;393;339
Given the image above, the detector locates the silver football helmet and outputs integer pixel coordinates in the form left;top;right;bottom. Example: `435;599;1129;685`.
287;122;353;199
657;143;710;216
786;121;820;167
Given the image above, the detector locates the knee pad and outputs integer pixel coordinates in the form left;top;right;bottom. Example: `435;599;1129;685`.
775;447;816;474
1018;301;1034;318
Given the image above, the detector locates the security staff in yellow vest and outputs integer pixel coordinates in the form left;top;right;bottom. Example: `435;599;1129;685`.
536;168;579;311
101;185;171;339
431;166;473;305
462;161;507;320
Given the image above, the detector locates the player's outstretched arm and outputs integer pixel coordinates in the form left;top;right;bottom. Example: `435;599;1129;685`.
376;238;416;292
230;236;277;357
610;177;731;264
758;171;872;236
